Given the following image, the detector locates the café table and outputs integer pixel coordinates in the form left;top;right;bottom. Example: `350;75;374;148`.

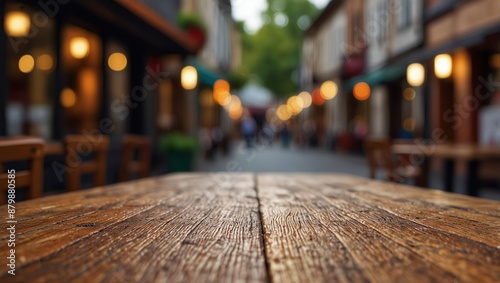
1;173;499;282
391;143;500;196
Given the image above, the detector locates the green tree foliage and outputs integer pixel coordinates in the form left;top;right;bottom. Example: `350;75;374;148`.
240;0;319;98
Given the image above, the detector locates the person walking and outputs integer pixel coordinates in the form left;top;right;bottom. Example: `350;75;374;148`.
241;110;256;148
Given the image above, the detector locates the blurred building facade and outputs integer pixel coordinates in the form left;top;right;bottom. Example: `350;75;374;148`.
302;0;347;147
0;0;206;189
181;0;241;137
0;0;198;141
425;0;500;145
302;0;500;150
1;0;240;142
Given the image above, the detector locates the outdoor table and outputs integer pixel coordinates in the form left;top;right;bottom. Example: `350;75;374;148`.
391;143;500;196
1;173;499;282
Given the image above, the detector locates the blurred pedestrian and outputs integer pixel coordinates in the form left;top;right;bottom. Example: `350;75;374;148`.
280;123;291;148
353;117;368;154
261;121;275;145
209;127;223;159
241;110;256;148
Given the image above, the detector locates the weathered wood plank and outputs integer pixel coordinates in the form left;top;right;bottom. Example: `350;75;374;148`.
316;174;500;217
0;173;268;283
310;175;500;247
257;174;500;283
2;173;499;282
0;177;187;267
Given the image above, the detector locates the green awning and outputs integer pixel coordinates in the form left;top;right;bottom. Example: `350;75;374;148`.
191;59;223;87
344;65;406;91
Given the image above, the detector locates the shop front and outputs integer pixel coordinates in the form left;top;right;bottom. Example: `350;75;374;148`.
0;0;197;140
0;0;198;189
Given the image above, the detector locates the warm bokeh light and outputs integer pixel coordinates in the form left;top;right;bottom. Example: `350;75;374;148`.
403;88;416;101
435;54;452;79
108;52;127;71
229;106;242;120
213;79;230;104
70;37;90;59
287;96;304;115
220;94;232;106
277;104;292;121
37;54;54;71
229;108;242;120
18;55;34;73
353;82;371;101
403;118;416;131
228;95;242;120
407;63;425;87
215;91;231;105
320;81;338;100
298;91;312;108
181;66;198;90
5;11;30;37
61;88;77;108
312;89;325;105
229;95;241;107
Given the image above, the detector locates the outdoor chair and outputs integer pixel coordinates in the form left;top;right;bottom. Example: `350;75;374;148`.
0;137;45;203
118;134;152;182
64;135;110;191
364;138;420;183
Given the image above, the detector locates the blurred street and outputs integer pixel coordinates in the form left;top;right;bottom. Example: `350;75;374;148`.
196;142;500;200
196;142;367;174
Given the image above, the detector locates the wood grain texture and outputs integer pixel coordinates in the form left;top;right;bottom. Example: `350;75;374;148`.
0;173;267;283
1;173;499;283
257;173;500;283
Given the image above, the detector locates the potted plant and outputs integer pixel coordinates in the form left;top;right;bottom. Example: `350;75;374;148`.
159;133;199;172
177;12;207;49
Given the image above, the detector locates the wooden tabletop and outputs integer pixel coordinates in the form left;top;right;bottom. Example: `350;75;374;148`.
1;173;499;282
391;143;500;160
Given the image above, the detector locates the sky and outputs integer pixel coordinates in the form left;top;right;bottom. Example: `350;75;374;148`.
231;0;330;33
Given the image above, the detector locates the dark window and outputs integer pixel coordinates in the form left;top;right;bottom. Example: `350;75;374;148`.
5;1;56;139
399;0;412;30
60;25;102;135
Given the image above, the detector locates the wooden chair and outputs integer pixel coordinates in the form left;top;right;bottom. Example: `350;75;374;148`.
118;135;152;182
64;135;110;191
0;137;44;203
364;139;420;183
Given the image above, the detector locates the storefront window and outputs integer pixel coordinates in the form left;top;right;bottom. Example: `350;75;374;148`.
61;25;101;134
5;2;55;139
106;40;129;134
200;88;216;129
